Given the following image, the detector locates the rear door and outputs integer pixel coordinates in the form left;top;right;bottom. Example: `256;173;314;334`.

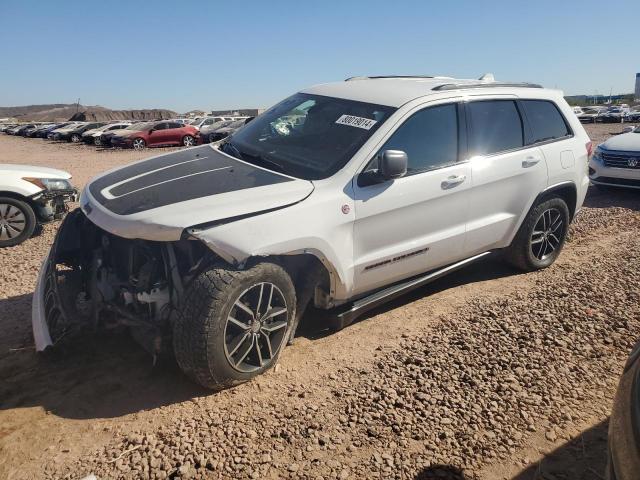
464;99;548;254
352;101;471;296
164;122;186;145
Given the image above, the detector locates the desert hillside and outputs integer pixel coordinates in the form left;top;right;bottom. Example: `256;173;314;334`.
0;103;177;122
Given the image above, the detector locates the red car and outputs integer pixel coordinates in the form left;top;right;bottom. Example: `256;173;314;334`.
109;121;199;149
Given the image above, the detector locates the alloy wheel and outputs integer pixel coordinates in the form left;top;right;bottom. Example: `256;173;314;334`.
0;203;26;241
530;207;564;261
183;135;195;147
132;138;145;150
223;282;289;373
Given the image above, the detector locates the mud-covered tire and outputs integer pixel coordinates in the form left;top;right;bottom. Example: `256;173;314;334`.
504;197;570;272
173;262;296;390
0;197;36;247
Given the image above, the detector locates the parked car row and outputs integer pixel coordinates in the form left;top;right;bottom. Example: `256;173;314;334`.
0;115;254;150
573;105;640;124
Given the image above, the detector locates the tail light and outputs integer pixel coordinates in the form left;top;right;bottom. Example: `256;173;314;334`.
585;141;593;157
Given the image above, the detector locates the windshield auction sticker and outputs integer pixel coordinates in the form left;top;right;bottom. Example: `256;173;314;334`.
335;114;377;130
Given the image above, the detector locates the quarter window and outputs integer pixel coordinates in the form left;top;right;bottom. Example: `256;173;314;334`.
521;100;571;144
467;100;523;155
376;103;459;174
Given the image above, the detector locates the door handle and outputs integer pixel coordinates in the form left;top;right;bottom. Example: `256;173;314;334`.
441;174;466;189
522;156;541;168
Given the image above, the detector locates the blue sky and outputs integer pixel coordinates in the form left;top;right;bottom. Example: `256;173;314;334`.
1;0;638;113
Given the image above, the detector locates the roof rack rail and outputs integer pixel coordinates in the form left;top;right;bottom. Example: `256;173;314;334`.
345;75;435;81
433;82;543;91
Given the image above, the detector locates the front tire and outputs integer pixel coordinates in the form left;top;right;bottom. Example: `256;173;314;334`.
0;197;37;247
70;134;81;143
182;135;195;147
132;137;146;150
173;262;296;390
504;197;570;272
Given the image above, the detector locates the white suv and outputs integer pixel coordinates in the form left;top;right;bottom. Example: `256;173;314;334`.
33;75;591;389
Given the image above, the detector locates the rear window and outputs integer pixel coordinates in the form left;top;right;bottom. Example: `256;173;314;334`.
467;100;524;155
521;100;571;144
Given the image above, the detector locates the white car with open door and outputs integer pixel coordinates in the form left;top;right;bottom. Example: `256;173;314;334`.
32;75;590;390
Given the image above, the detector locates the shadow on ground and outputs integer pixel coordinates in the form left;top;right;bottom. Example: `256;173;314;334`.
583;186;640;211
511;420;608;480
415;464;474;479
0;253;517;420
298;254;518;341
0;293;205;420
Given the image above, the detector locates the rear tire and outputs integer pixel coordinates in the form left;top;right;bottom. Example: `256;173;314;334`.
173;262;296;390
0;197;37;247
504;197;570;272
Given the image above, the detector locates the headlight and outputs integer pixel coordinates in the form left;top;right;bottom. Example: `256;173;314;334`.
23;177;73;190
592;147;604;163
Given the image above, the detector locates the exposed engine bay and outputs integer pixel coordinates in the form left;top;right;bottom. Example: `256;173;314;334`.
39;209;211;356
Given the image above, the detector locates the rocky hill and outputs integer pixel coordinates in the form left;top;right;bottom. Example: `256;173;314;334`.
0;104;177;122
69;108;176;122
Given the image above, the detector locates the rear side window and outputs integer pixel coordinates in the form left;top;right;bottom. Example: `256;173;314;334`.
521;100;571;144
467;100;523;155
378;103;458;174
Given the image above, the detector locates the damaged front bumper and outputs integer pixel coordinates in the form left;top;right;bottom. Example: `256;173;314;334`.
32;251;54;350
31;188;77;223
31;208;211;353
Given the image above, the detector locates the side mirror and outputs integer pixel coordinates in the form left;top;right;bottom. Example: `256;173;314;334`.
379;150;408;180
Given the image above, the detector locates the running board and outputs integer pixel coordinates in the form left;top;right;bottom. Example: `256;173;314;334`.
331;251;492;330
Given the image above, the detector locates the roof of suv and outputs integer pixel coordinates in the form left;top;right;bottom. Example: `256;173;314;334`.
302;75;545;108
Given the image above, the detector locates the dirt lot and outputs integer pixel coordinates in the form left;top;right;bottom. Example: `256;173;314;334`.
0;124;639;480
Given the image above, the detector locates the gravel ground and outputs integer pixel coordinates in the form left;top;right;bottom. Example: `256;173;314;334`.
0;123;639;480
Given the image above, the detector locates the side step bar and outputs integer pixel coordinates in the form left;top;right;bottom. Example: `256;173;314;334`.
331;251;492;330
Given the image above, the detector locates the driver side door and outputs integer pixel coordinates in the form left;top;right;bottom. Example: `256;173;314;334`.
352;102;471;296
147;122;168;146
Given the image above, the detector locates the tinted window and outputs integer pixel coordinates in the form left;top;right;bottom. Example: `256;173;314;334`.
521;100;571;144
167;122;182;129
376;104;458;174
153;122;167;130
467;100;523;155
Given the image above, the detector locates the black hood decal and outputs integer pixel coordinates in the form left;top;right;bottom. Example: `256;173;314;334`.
89;145;293;216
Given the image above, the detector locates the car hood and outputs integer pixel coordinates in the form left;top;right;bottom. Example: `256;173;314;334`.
0;163;72;179
600;132;640;152
80;144;314;241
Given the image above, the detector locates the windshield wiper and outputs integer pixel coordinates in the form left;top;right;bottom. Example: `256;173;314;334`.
221;140;289;175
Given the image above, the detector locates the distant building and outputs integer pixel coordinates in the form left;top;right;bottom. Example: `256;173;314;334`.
636;73;640;101
211;108;264;117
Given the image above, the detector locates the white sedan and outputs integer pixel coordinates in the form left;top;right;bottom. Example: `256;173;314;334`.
0;164;76;247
